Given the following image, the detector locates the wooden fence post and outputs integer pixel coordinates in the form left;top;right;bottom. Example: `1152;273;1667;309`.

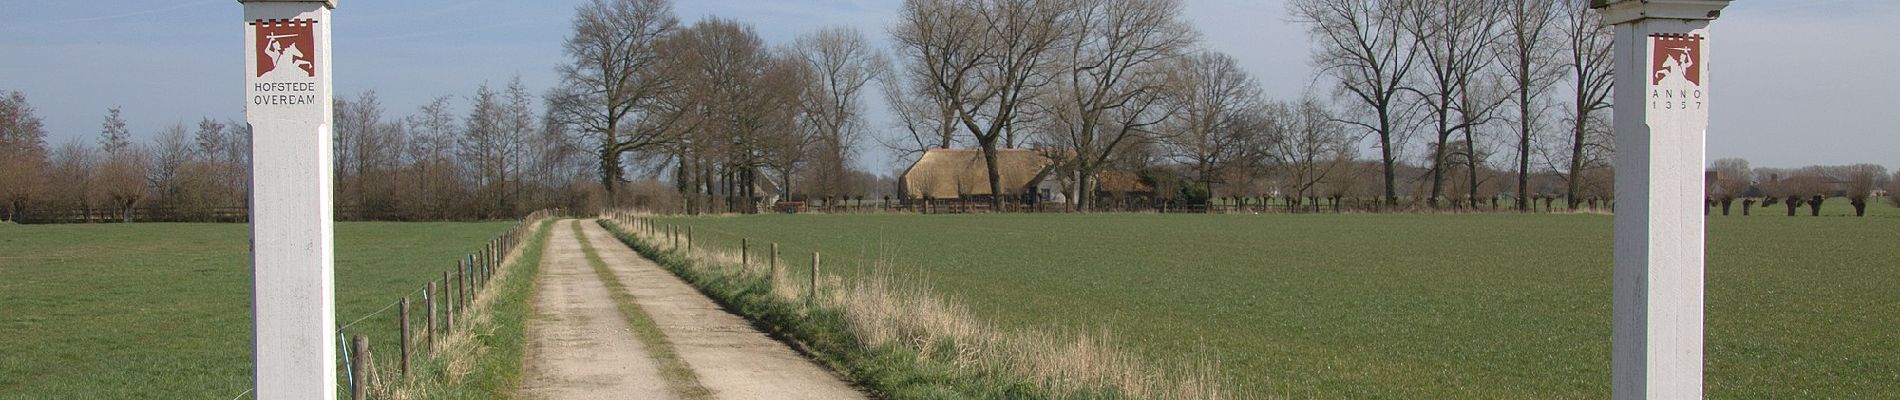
769;243;780;288
687;227;693;251
443;271;455;330
424;283;436;348
350;335;370;400
741;238;749;271
470;254;481;292
398;297;410;378
809;252;821;306
458;260;468;309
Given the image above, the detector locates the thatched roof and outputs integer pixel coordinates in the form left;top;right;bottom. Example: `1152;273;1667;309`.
1096;171;1154;194
901;148;1053;199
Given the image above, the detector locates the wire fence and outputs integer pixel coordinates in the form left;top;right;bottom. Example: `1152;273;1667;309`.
225;208;567;400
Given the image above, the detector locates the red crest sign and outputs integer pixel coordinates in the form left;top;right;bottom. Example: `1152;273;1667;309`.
1650;34;1702;87
253;19;318;78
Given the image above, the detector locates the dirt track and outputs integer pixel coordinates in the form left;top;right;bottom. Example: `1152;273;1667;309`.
521;221;675;400
522;220;865;400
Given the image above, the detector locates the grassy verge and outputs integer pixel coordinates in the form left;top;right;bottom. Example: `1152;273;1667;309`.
642;212;1900;398
598;217;1220;400
571;220;714;399
384;218;554;399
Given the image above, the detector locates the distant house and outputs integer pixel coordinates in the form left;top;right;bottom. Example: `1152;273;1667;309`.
1094;170;1157;208
899;148;1053;203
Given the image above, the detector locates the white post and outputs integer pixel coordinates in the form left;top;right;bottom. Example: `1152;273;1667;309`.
1593;1;1728;399
242;0;337;399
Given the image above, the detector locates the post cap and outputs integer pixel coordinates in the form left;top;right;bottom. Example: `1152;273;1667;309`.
1593;0;1730;25
238;0;336;9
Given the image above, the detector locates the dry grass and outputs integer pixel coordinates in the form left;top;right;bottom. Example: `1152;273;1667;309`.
602;212;1241;399
371;216;553;400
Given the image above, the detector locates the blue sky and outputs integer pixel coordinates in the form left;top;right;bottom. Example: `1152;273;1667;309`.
2;0;1895;175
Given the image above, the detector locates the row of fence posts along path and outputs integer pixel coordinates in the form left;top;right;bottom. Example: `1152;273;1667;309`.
627;217;820;304
329;209;566;400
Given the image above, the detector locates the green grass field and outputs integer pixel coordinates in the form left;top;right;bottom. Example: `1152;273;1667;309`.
0;221;512;399
654;207;1900;398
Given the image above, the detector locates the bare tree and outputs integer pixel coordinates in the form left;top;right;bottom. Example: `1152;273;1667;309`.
1709;157;1751;215
334;91;393;217
877;46;963;162
1494;0;1562;211
528;108;588;209
1044;0;1196;211
1841;164;1888;217
1270;97;1355;209
93;107;148;222
98;147;150;223
794;26;889;200
178;118;240;219
548;0;679;206
895;0;1073;209
1758;167;1824;217
190;117;246;213
657;18;809;213
1887;170;1900;208
501;76;540;213
767;56;823;205
45;140;101;221
405;96;461;219
1558;0;1613;210
463;83;514;217
333;97;360;211
1402;0;1503;208
1292;0;1420;206
1158;51;1262;197
0;91;49;220
148;123;193;213
99;106;132;155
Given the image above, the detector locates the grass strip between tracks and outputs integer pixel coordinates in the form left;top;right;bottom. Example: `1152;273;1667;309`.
570;220;714;400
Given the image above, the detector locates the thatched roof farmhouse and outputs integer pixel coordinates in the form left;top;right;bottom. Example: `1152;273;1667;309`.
900;148;1053;200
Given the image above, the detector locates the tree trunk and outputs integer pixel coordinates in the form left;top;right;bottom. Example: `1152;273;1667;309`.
1809;196;1824;217
1786;196;1801;216
980;141;1004;211
1077;169;1096;212
1720;198;1733;216
1742;199;1754;216
1519;77;1534;212
1566;104;1588;210
702;165;715;215
1852;198;1867;217
1428;129;1447;208
601;145;620;208
1467;129;1482;211
1379;113;1398;206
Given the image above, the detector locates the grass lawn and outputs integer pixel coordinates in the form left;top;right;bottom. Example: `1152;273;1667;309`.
0;221;512;399
651;206;1900;398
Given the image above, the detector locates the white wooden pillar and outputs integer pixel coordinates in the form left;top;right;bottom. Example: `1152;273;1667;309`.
241;0;337;398
1593;1;1729;399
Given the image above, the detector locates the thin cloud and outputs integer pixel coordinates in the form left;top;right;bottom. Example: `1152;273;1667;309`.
362;17;558;41
54;0;220;24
